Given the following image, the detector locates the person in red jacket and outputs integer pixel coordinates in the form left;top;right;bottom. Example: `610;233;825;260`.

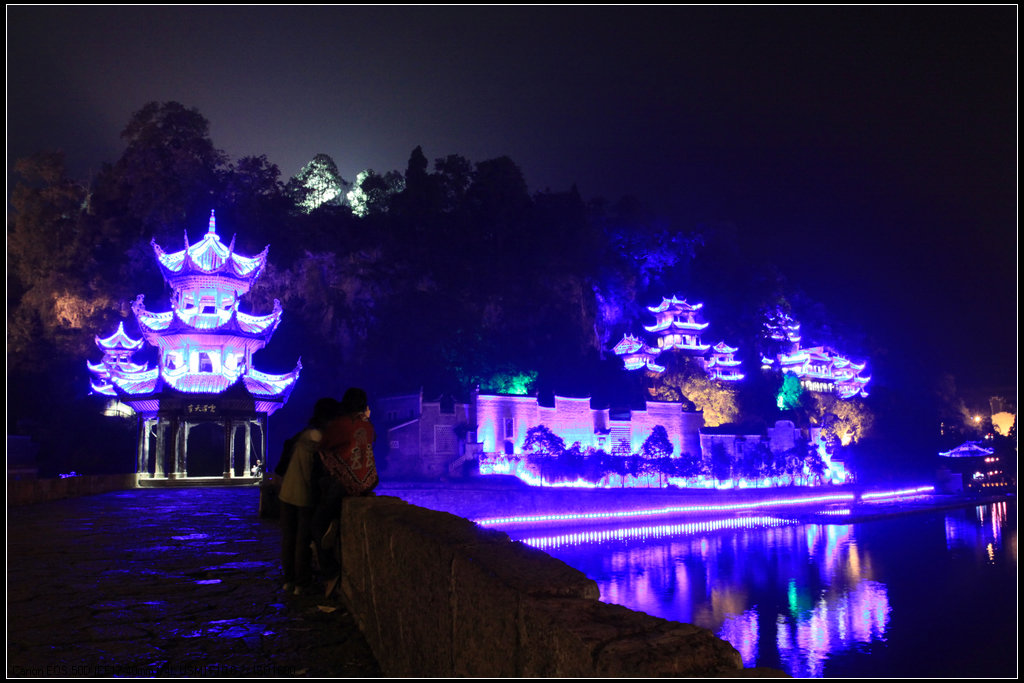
314;387;378;596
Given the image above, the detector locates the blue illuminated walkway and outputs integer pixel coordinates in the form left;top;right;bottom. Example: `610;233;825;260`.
6;487;380;678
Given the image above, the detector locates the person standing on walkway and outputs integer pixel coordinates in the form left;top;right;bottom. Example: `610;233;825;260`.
279;397;341;595
314;387;378;597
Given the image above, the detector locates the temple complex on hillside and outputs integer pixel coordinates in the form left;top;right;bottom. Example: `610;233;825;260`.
88;211;300;484
770;346;870;399
613;295;744;383
758;311;870;399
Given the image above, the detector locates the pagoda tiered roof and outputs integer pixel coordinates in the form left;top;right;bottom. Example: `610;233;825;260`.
647;296;703;315
612;334;666;372
87;212;299;415
764;310;802;344
705;341;745;381
773;345;870;398
152;211;268;296
88;322;154;396
132;295;283;349
96;322;145;352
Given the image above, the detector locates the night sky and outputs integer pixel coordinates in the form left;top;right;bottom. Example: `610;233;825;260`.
7;6;1018;404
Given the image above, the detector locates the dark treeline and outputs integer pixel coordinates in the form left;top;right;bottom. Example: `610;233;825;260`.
8;101;969;479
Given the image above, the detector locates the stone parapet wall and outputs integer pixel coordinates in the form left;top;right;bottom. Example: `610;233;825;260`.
7;473;137;506
339;495;754;677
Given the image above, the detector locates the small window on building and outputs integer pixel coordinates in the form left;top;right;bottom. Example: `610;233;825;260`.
503;417;515;441
435;425;457;454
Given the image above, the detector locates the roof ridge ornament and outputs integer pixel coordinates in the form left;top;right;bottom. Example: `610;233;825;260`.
208;209;217;234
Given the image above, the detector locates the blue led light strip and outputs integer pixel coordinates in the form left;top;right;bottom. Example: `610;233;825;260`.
474;492;856;527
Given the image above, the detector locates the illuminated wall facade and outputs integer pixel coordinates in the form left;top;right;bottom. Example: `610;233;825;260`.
474;392;703;459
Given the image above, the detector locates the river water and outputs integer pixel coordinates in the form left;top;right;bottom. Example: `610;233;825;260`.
507;500;1017;678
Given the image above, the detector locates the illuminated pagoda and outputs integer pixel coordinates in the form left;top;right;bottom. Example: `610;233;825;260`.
643;296;711;353
705;341;745;382
88;211;301;484
760;309;802;369
88;322;149;397
611;334;665;372
759;309;870;399
614;295;743;381
774;346;870;399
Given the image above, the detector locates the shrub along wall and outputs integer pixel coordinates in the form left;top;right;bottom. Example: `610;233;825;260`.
338;495;761;677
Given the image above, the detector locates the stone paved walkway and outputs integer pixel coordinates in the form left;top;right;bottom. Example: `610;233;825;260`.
7;487;381;678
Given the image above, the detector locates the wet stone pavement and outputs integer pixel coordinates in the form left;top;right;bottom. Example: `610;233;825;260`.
7;487;381;678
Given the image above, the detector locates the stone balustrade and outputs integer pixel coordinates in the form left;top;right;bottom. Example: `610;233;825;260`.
338;495;768;677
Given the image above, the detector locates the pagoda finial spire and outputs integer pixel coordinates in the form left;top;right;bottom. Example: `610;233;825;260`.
208;210;217;234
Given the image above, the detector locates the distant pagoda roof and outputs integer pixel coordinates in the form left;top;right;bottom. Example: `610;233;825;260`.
647;296;703;314
939;441;995;458
152;211;269;296
711;341;739;355
611;333;666;373
96;322;145;352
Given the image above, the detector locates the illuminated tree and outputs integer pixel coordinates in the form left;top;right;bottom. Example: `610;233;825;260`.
640;425;674;459
649;355;740;427
480;366;538;395
776;373;804;411
346;169;405;217
7;152;88;289
523;425;566;456
811;394;874;447
288;153;349;213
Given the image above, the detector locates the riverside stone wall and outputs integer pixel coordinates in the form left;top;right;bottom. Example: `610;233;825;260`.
7;473;137;506
338;494;753;677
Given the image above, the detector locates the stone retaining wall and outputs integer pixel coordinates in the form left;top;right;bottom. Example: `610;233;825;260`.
339;494;757;677
7;474;137;506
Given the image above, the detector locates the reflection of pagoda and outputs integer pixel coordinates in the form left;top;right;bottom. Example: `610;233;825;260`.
613;295;743;382
88;211;301;484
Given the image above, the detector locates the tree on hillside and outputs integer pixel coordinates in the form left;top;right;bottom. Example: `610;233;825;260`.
648;355;740;427
346;169;405;217
104;101;227;238
288;153;349;213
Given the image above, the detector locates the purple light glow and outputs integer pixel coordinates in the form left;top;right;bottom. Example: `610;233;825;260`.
515;515;794;550
613;294;744;380
474;491;857;528
860;485;934;501
87;211;300;408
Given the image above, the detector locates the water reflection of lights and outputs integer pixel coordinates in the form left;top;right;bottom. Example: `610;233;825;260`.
945;501;1008;564
776;580;890;677
720;610;759;666
519;514;893;677
860;485;934;502
516;515;794;550
475;492;855;528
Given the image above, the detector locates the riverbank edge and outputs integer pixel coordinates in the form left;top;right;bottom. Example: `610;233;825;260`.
377;477;1016;528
